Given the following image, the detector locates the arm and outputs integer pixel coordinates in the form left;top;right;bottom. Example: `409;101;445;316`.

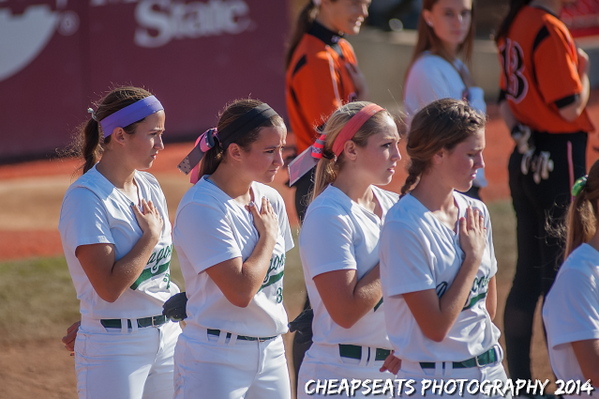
572;339;599;383
205;197;278;308
499;99;518;131
558;49;590;121
313;266;382;329
403;207;486;342
486;276;497;320
76;199;163;303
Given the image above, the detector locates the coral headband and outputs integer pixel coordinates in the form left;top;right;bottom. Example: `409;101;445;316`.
331;104;384;156
100;96;163;137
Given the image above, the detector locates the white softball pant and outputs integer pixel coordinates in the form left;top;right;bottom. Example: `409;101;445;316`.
75;316;181;399
173;327;291;399
395;346;512;399
296;343;396;398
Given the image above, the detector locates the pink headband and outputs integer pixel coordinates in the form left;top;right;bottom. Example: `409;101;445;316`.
288;104;385;186
100;96;163;137
331;103;384;156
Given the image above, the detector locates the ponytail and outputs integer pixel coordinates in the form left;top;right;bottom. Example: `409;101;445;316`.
401;160;427;196
495;0;532;43
561;161;599;259
81;119;104;174
285;1;318;69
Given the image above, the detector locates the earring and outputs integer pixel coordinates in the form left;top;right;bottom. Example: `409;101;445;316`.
427;20;433;27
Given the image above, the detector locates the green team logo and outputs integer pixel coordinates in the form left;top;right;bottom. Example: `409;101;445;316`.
436;274;490;311
130;244;173;290
259;253;285;295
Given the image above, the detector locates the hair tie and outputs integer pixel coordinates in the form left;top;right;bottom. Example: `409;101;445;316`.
177;128;219;184
87;107;98;122
331;104;384;156
310;134;327;159
572;175;588;197
312;0;321;6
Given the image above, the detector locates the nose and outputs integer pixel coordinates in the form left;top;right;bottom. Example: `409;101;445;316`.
475;153;485;170
274;148;284;167
155;134;165;150
392;143;401;161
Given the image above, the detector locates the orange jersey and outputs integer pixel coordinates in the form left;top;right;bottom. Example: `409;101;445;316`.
286;22;358;154
498;6;593;133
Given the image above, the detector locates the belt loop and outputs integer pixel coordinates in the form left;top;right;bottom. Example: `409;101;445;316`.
120;318;128;334
131;318;139;334
359;347;368;367
434;361;443;377
228;333;238;346
217;330;227;345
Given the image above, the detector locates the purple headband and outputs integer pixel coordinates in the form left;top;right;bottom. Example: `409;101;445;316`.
99;95;163;137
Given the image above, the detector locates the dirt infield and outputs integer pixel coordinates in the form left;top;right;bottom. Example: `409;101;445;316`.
1;98;599;398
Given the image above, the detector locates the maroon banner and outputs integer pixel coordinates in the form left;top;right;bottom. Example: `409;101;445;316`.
0;0;289;161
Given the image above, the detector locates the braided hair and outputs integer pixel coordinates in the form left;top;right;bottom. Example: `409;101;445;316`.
401;98;486;196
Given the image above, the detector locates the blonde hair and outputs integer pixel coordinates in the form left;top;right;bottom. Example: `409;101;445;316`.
311;101;399;201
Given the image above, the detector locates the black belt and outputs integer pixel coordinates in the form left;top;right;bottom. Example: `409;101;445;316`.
420;348;498;369
101;315;168;329
207;329;277;342
339;344;391;362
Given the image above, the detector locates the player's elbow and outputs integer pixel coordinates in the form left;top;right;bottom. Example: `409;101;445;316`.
558;98;584;122
421;325;450;343
330;310;361;329
225;291;253;308
96;288;122;303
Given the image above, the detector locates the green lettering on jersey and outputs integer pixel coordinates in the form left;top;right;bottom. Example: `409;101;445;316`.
374;297;383;312
259;270;284;291
462;291;487;311
130;260;171;290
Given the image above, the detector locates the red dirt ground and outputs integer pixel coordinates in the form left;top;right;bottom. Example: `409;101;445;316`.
1;96;598;399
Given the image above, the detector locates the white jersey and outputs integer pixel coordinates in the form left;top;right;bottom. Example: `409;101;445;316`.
58;164;179;319
543;243;599;398
380;191;500;362
300;185;398;348
404;52;487;188
173;176;294;337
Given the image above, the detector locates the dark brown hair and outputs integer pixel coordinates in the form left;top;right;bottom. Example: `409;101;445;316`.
68;86;154;174
401;98;485;195
285;0;322;69
197;99;285;178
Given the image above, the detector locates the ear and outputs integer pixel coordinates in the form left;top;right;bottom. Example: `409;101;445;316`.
110;127;128;146
433;148;446;164
422;10;433;27
227;143;243;162
343;140;358;161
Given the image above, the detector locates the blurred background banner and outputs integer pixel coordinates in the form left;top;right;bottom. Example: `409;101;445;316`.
0;0;289;161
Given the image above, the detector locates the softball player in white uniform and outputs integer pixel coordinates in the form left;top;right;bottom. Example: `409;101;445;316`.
380;99;509;399
542;162;599;398
172;99;293;399
58;87;181;399
290;102;401;398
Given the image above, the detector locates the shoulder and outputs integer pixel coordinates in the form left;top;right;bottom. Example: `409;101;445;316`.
386;195;425;226
136;170;160;186
455;191;489;216
372;186;400;209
